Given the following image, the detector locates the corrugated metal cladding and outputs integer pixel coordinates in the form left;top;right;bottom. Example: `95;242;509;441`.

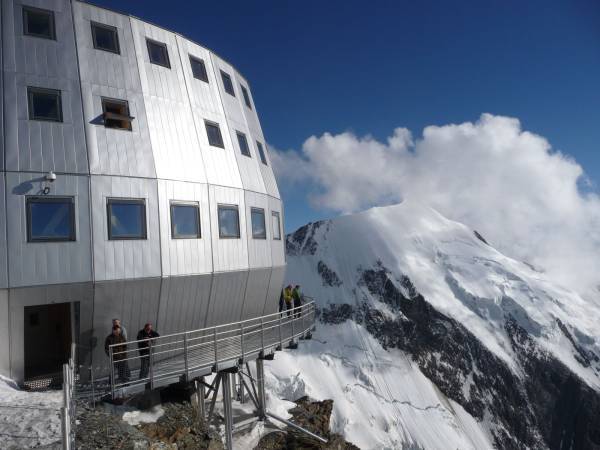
0;0;286;382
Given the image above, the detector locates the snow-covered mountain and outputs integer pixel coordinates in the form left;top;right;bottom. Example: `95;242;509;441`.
265;200;600;449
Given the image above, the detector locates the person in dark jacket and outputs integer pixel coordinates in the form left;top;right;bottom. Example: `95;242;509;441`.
105;325;130;382
136;323;160;380
292;285;303;318
279;289;285;315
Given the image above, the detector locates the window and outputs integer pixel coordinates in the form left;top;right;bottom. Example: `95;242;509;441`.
218;205;240;238
28;87;62;122
251;208;266;239
26;196;75;242
205;121;224;148
241;85;252;109
236;131;251;157
107;199;147;240
221;70;235;96
170;202;201;239
91;22;120;54
23;6;55;40
102;98;133;131
272;211;281;240
256;141;268;165
190;55;208;82
146;39;170;68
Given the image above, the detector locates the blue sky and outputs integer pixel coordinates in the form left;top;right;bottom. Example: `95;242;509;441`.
93;0;600;232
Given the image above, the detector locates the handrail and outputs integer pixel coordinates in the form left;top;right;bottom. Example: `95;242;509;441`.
108;302;316;397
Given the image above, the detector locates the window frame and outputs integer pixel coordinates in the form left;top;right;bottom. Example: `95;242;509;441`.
236;131;251;158
220;70;235;96
204;120;225;148
241;85;252;109
256;141;268;166
26;196;76;243
250;207;267;240
170;201;201;239
91;21;120;54
189;55;208;82
22;5;56;40
106;198;147;241
101;97;133;131
27;87;63;122
272;211;282;240
146;38;171;68
217;204;241;239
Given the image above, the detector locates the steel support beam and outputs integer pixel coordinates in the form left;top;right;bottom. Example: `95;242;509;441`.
256;359;266;420
222;372;234;450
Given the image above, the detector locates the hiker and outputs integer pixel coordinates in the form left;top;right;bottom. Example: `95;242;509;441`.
112;318;128;341
104;325;130;382
283;284;294;317
292;285;303;318
136;323;160;380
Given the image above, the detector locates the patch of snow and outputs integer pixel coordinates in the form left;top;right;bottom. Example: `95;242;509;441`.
121;405;164;426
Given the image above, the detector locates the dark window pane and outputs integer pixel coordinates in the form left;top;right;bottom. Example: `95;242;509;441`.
205;121;224;148
108;200;146;239
23;7;55;40
218;206;240;238
190;56;208;82
237;132;251;157
251;208;266;239
241;85;252;109
272;212;281;240
28;87;62;122
171;204;201;239
27;197;75;242
146;39;170;68
256;141;268;165
92;22;119;53
221;71;235;96
102;98;132;130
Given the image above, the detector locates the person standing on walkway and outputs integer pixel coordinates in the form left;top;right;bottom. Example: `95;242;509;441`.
112;318;128;341
283;285;294;317
137;323;160;380
292;285;303;318
105;325;130;383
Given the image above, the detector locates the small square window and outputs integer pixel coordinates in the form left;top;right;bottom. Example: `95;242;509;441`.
221;71;235;96
91;22;120;54
26;196;75;242
272;211;282;240
23;6;55;40
251;208;266;239
218;205;240;239
146;39;170;68
241;85;252;109
256;141;268;166
107;198;147;240
170;202;201;239
236;131;251;157
190;55;208;82
205;121;224;148
102;98;133;131
28;87;62;122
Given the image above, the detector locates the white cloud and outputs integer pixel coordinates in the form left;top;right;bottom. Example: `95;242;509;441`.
271;113;600;295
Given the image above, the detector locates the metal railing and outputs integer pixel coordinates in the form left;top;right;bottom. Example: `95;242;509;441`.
61;343;77;450
108;301;316;398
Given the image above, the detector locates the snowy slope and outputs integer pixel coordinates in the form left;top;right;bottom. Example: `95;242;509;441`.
273;200;600;449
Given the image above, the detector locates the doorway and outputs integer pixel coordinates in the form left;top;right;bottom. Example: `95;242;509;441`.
24;302;73;379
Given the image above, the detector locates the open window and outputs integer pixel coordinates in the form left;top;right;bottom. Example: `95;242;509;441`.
251;208;266;239
28;87;62;122
102;98;133;131
26;196;75;242
91;22;120;54
107;198;147;240
170;202;201;239
218;205;240;239
146;39;170;68
23;6;55;40
236;131;251;157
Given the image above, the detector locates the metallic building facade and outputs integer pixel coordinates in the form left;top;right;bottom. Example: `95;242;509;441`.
0;0;285;382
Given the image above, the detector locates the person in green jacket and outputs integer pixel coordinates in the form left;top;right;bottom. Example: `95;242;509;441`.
283;285;294;317
292;285;303;318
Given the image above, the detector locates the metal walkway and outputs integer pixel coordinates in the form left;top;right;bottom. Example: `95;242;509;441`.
108;302;317;398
